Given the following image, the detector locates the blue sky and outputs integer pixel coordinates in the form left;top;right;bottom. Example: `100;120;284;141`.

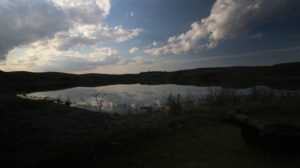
0;0;300;73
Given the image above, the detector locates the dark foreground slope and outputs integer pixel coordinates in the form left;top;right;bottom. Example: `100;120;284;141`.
1;62;300;168
1;80;300;168
1;62;300;94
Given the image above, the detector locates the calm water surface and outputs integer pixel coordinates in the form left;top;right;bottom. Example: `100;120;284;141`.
21;84;253;114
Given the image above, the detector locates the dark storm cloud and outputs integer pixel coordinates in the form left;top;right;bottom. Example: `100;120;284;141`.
0;0;71;60
0;0;126;61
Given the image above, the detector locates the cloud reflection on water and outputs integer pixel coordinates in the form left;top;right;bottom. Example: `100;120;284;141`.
25;84;248;114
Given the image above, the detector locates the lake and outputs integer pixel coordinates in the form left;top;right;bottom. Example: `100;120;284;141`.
18;84;259;114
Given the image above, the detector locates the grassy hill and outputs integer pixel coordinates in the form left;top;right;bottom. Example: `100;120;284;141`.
1;62;300;94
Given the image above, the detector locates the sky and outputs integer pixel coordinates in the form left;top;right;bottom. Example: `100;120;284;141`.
0;0;300;74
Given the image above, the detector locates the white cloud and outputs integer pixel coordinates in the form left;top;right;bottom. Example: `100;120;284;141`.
152;41;163;47
51;0;111;24
129;47;139;54
0;0;142;60
13;46;120;72
53;25;142;51
145;0;299;56
125;56;154;65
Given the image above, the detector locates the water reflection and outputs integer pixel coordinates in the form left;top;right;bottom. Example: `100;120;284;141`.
21;84;251;114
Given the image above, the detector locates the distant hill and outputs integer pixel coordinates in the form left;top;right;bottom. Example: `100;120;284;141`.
1;62;300;94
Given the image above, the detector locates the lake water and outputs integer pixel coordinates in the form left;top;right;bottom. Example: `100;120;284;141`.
19;84;255;114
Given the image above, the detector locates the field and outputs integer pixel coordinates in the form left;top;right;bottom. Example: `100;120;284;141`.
1;62;300;168
1;85;300;168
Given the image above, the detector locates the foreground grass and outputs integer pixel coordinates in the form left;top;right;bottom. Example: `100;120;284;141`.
1;87;300;168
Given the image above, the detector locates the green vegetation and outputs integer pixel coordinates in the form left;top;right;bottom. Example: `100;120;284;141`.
1;87;300;168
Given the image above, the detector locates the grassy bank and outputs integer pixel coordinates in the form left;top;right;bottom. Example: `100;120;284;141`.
1;87;300;168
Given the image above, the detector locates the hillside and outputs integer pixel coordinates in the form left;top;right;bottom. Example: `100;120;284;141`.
1;62;300;94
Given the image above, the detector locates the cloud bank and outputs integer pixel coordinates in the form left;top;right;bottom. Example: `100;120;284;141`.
14;47;120;72
0;0;142;60
145;0;299;56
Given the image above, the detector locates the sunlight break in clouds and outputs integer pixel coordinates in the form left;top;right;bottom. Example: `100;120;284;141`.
12;47;120;72
145;0;298;56
0;0;142;70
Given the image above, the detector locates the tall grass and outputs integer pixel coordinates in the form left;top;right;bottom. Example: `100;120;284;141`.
164;86;300;116
205;87;238;106
80;92;106;112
